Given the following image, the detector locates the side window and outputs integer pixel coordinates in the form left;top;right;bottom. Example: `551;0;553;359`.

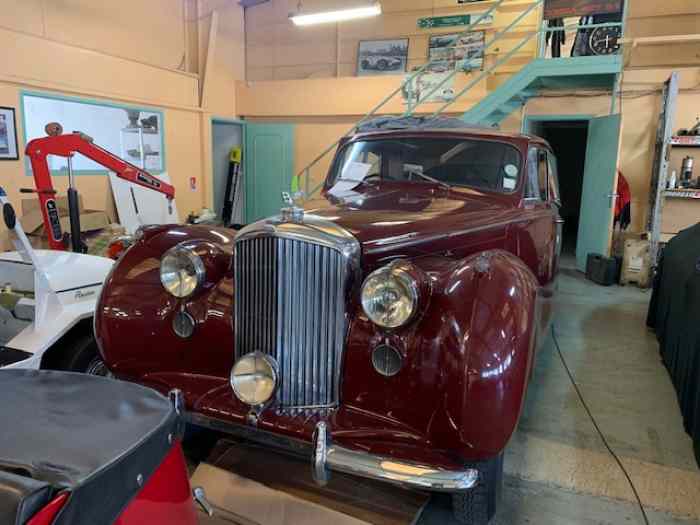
364;151;381;177
547;153;561;204
537;149;548;201
525;148;540;199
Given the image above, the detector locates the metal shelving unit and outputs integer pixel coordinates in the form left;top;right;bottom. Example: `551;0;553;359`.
647;72;680;265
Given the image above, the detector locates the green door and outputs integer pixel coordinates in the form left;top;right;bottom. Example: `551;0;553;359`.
244;123;295;223
576;114;621;272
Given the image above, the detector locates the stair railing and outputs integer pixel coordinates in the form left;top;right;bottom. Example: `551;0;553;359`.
432;19;624;118
403;0;543;118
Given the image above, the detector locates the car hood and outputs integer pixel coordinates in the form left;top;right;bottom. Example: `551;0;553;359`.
305;183;518;259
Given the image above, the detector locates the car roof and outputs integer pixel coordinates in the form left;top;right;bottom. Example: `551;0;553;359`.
350;127;546;150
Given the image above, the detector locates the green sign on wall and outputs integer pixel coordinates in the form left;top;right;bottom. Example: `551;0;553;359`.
417;13;493;29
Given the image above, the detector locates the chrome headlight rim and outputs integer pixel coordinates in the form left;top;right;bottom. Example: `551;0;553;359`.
159;243;206;298
361;262;420;329
229;351;278;407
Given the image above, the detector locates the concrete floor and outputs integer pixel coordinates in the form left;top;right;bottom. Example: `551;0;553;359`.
192;258;700;524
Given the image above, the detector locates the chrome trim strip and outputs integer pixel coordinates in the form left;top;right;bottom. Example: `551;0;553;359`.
186;413;478;493
236;214;360;260
365;211;553;255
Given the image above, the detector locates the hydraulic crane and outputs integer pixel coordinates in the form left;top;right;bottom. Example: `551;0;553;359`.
23;123;175;252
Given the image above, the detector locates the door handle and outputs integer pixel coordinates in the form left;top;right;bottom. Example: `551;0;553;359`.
555;218;565;225
607;192;620;207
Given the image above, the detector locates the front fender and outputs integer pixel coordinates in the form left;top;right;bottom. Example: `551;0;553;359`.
341;250;541;461
428;250;539;457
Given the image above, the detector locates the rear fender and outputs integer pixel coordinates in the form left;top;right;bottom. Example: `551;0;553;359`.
428;250;539;457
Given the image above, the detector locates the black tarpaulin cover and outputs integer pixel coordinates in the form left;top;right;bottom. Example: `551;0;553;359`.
647;223;700;468
0;370;177;525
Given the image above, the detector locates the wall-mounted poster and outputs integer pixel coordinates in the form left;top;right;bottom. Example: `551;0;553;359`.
402;70;456;105
0;107;19;161
544;0;623;19
429;32;485;72
357;39;409;76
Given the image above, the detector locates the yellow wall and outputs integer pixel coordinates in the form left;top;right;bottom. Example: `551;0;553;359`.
625;1;700;69
0;0;245;241
246;0;540;82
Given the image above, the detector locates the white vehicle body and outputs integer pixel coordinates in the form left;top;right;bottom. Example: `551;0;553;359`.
0;189;113;369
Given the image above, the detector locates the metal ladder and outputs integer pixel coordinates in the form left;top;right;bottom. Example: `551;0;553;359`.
294;0;545;199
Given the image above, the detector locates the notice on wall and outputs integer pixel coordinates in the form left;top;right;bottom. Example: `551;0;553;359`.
544;0;622;19
402;71;456;105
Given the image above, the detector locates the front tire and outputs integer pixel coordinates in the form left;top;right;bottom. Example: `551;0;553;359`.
452;452;504;524
51;331;111;376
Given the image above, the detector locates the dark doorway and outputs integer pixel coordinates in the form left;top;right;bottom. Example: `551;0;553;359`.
528;119;589;260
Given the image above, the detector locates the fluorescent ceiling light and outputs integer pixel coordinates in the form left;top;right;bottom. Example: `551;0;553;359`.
290;3;381;26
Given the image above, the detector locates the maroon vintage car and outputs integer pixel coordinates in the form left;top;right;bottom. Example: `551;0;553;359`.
94;120;561;524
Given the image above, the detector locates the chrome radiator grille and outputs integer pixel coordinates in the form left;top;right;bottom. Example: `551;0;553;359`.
234;235;349;409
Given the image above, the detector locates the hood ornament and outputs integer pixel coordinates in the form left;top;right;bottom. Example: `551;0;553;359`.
281;191;305;223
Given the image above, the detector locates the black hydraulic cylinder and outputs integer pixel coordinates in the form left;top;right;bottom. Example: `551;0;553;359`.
67;187;86;253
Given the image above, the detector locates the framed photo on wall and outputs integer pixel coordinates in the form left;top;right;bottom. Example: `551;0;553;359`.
357;39;409;76
0;107;19;160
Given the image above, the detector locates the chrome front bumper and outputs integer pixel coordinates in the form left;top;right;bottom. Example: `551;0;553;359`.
185;410;479;493
312;422;478;491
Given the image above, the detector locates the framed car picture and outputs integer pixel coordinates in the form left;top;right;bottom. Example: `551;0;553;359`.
0;107;19;160
357;39;409;77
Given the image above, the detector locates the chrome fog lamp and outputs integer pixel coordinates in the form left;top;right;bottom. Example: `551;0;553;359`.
361;264;419;329
230;352;278;406
160;245;205;298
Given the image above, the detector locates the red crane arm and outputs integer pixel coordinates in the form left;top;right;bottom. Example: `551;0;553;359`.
24;132;175;250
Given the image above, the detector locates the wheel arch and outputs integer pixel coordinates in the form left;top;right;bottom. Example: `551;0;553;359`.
40;317;95;370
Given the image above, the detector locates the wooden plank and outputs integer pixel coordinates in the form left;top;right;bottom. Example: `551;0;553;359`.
204;439;428;525
621;34;700;47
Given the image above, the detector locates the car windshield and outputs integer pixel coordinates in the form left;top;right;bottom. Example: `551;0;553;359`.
328;137;522;193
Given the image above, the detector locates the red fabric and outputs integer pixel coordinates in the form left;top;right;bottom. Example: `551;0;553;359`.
615;172;631;218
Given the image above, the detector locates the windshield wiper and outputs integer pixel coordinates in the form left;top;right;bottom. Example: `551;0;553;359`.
405;170;451;191
334;177;377;186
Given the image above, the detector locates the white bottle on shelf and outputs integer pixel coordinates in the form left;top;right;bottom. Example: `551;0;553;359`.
668;170;678;189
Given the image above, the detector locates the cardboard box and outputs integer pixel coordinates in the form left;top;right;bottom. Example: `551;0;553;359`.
621;238;652;288
192;464;371;525
20;196;111;237
1;196;119;257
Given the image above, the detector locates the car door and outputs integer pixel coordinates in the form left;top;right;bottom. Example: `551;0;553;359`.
522;147;558;285
526;146;559;334
547;151;564;278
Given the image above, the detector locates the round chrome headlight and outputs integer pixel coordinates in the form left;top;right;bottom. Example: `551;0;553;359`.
361;264;419;329
230;352;277;406
160;245;205;298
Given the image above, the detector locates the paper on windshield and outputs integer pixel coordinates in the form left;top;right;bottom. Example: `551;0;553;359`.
328;161;372;197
